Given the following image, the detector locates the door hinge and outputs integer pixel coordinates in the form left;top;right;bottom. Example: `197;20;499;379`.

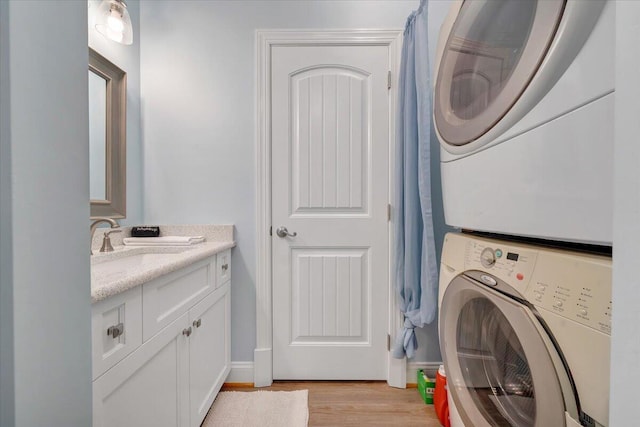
387;334;391;351
387;71;392;90
387;204;391;222
269;226;272;236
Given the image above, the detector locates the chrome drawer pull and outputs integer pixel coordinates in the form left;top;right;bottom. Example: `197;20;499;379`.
107;323;124;339
193;319;202;328
182;327;192;337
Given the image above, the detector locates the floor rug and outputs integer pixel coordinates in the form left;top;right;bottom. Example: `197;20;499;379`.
202;390;309;427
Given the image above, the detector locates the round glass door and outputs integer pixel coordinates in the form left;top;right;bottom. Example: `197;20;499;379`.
457;297;535;426
439;275;576;427
434;0;565;146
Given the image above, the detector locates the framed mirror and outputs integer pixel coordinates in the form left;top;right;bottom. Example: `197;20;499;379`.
89;48;126;219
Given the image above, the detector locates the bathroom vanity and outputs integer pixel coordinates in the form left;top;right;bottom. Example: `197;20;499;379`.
90;229;233;427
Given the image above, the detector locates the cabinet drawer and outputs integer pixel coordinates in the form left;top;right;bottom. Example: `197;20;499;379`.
143;257;215;341
92;286;142;380
216;249;231;286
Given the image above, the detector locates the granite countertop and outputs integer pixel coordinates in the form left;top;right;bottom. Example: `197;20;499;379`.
90;224;235;303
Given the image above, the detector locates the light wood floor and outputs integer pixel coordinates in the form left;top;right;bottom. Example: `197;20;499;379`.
221;381;442;426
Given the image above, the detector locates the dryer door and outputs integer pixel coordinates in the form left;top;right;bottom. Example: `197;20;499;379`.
439;274;578;427
434;0;565;147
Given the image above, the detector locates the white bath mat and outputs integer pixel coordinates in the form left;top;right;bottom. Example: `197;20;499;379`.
202;390;309;427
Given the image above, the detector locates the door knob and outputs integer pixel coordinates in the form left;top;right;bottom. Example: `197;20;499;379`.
276;226;297;238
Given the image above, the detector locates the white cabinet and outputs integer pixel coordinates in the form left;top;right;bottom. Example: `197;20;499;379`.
93;313;190;427
215;249;231;287
142;258;215;341
189;282;230;425
92;286;142;380
92;252;231;427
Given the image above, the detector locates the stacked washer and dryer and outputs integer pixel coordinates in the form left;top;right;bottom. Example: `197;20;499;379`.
433;1;613;426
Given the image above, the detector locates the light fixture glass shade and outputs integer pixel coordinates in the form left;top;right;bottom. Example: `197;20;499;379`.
95;0;133;45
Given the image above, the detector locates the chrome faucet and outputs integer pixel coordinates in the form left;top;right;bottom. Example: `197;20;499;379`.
90;218;120;255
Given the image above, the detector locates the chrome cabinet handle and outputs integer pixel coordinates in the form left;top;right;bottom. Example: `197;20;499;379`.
193;319;202;328
182;327;192;337
276;226;297;238
221;263;229;271
107;323;124;339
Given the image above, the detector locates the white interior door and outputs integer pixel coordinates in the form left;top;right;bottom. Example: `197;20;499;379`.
271;44;391;379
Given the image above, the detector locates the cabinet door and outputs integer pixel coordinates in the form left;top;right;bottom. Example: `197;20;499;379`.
188;282;231;427
92;286;142;380
216;249;231;286
93;313;190;427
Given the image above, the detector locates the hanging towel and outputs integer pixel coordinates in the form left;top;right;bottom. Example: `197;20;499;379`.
392;0;439;360
123;236;205;246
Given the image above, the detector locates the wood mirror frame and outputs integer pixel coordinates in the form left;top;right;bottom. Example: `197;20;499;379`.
89;48;126;219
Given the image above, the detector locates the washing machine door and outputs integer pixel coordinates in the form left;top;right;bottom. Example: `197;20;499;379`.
434;0;565;147
439;274;578;427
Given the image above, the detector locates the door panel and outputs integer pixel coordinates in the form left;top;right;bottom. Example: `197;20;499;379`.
291;249;367;343
272;44;390;380
291;68;369;215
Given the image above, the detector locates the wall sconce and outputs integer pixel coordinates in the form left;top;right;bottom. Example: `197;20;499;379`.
94;0;133;45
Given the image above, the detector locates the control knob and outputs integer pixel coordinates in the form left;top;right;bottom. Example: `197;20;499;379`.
480;248;496;268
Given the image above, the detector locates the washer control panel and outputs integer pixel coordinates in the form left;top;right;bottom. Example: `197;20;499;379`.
462;236;612;335
464;240;537;293
525;252;612;335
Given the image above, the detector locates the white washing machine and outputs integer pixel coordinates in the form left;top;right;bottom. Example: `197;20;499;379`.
433;0;614;245
438;233;611;427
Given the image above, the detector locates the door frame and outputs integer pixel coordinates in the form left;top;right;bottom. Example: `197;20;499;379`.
254;29;404;387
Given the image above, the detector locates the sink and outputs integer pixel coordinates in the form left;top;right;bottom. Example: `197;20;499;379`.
93;253;175;273
91;247;195;279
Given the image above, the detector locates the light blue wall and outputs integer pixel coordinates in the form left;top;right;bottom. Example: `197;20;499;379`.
89;0;142;226
611;2;640;425
0;2;14;424
1;1;92;425
140;0;453;364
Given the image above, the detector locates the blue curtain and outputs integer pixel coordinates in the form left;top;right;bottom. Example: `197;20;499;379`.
392;0;439;360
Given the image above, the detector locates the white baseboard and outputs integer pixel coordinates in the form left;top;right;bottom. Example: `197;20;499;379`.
253;347;273;387
225;359;442;385
387;355;407;389
406;361;443;384
225;362;255;384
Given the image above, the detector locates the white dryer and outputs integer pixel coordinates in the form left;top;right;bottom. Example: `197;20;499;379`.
433;0;614;245
438;233;611;427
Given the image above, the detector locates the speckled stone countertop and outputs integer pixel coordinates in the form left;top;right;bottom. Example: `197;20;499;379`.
91;225;234;303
